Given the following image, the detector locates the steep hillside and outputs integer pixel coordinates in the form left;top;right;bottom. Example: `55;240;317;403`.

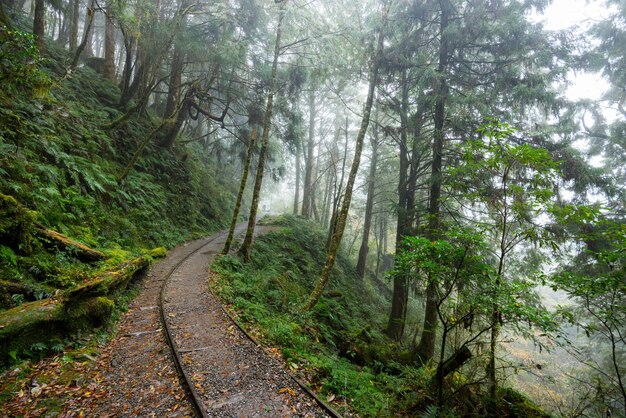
211;215;550;417
0;31;238;359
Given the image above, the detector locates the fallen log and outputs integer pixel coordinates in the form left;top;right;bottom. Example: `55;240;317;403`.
0;296;114;359
66;255;149;299
0;255;150;365
1;192;106;262
0;298;66;357
0;280;36;300
34;225;105;262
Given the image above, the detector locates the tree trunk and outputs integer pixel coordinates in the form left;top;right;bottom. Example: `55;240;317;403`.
301;88;316;218
33;0;44;52
57;4;70;46
69;0;79;51
386;72;411;341
118;25;134;105
303;10;387;311
415;0;451;362
164;45;183;127
35;226;105;262
223;128;257;254
80;0;95;59
435;345;472;406
311;148;321;221
326;119;349;248
321;165;333;228
103;2;116;81
238;1;286;262
356;121;379;279
0;3;9;27
68;1;94;70
293;140;301;215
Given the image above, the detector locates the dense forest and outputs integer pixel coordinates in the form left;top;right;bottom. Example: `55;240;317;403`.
0;0;624;416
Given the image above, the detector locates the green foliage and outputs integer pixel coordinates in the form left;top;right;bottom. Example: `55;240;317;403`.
0;37;238;371
0;40;237;296
10;294;24;306
550;215;626;414
213;215;399;416
213;216;550;416
0;193;37;255
0;245;17;267
0;26;50;97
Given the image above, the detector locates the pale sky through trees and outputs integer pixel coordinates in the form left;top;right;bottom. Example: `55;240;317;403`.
540;0;610;100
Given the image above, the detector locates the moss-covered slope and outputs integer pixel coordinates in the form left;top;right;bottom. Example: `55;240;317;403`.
0;31;238;363
0;35;237;297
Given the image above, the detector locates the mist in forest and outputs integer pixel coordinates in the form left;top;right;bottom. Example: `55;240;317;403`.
1;0;624;415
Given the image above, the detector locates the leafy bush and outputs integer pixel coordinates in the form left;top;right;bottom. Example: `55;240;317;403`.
0;26;50;97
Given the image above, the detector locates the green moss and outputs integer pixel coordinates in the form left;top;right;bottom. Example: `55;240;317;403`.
0;193;37;255
499;387;552;418
64;296;115;326
148;247;167;259
0;299;66;362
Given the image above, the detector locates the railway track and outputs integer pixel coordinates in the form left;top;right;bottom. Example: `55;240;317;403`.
155;226;341;417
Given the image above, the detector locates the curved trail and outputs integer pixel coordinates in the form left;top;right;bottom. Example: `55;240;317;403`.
0;227;335;417
160;226;331;417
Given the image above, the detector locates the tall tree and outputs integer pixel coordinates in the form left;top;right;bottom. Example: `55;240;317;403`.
356;113;380;278
33;0;45;51
223;128;257;255
301;86;317;218
239;0;287;262
303;2;388;311
414;0;452;361
68;0;79;51
103;1;116;82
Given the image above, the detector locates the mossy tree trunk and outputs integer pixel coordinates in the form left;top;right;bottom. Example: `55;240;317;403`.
303;9;387;311
69;0;79;52
301;88;316;218
80;0;95;59
35;226;105;262
293;139;301;215
223;128;257;254
238;0;286;262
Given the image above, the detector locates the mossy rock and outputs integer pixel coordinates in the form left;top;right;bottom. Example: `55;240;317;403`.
0;193;37;255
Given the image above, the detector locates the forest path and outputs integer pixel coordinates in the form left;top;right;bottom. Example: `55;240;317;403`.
162;225;329;417
0;226;329;417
